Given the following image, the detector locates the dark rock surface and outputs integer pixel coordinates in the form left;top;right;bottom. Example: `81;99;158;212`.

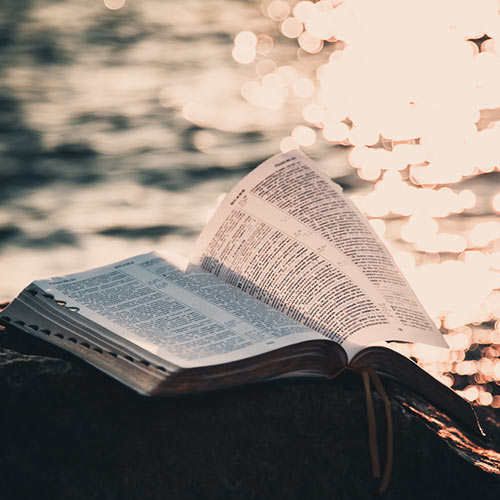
0;322;499;500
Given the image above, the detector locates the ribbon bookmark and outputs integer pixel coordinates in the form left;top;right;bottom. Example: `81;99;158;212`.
362;367;394;494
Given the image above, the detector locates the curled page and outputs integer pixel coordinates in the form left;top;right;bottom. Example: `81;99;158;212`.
35;253;324;368
190;151;447;360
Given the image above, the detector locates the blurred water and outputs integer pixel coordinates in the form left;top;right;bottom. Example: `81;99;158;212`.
1;0;500;409
0;0;349;299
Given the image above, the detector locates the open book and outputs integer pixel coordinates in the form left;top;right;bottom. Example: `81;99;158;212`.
0;151;479;432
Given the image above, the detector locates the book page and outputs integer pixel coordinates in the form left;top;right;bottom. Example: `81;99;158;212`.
34;253;325;368
190;151;447;360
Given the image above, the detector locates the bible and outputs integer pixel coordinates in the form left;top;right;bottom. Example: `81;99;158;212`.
0;150;479;434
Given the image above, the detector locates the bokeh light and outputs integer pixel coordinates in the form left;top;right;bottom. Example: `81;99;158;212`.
291;124;316;146
233;31;258;64
281;17;303;39
267;0;290;21
238;0;500;406
104;0;126;10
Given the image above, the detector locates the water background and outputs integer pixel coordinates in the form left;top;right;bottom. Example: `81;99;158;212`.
1;0;500;409
0;0;351;294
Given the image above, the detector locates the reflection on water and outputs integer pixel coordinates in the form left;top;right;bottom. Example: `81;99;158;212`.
233;0;500;410
1;1;500;411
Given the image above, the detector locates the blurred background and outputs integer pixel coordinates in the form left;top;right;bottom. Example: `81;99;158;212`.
1;0;500;407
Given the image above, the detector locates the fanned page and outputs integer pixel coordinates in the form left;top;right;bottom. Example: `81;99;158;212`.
34;253;325;368
190;151;447;361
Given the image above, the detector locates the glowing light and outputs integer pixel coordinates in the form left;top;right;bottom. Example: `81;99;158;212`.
494;361;500;380
234;0;500;405
393;251;415;273
401;214;438;246
281;17;303;39
304;2;335;41
478;391;494;406
469;222;500;247
408;259;497;330
276;65;298;85
412;344;447;362
233;31;258;64
267;0;290;21
459;190;476;210
302;103;324;124
369;218;386;237
298;32;323;54
358;164;381;182
232;45;257;65
322;121;349;142
456;362;478;376
491;252;500;271
461;250;489;267
262;72;286;89
414;233;468;254
235;31;258;46
104;0;126;10
280;136;300;152
352;167;479;218
241;81;260;102
348;126;379;147
445;333;469;351
292;77;315;98
256;59;277;77
247;0;500;190
241;76;288;110
361;190;389;216
256;35;274;56
291;125;316;146
493;193;500;213
293;1;315;22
